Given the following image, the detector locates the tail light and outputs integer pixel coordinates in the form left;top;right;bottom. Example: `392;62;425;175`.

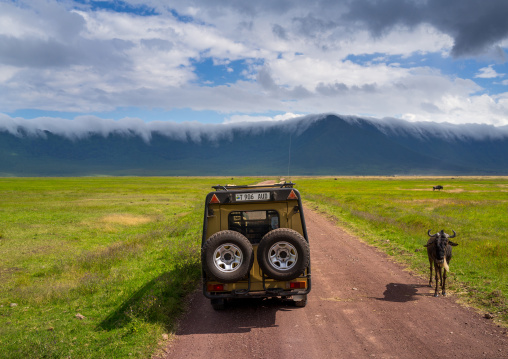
207;284;226;292
289;281;306;289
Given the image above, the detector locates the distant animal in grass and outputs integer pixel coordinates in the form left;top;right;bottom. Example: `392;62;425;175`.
433;185;443;191
424;229;458;297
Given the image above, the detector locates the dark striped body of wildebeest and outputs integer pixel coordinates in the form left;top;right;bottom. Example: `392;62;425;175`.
433;185;443;191
424;229;458;297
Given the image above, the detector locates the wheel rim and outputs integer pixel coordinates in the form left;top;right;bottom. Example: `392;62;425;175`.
213;243;244;273
267;241;298;271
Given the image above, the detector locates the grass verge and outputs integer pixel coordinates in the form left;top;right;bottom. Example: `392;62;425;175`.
296;176;508;326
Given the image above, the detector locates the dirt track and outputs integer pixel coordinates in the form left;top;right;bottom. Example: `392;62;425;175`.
164;209;507;358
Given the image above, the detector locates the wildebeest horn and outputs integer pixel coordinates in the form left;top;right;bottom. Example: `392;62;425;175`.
448;230;456;238
427;229;433;237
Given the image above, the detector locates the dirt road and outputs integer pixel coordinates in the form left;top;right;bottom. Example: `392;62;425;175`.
164;209;507;358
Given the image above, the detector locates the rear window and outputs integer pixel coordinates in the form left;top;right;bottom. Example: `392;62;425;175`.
228;210;279;243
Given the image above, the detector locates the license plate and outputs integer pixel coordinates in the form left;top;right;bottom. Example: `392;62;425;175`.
235;192;270;202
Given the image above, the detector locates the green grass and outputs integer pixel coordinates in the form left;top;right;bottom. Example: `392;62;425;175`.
0;177;260;359
296;176;508;325
2;176;507;358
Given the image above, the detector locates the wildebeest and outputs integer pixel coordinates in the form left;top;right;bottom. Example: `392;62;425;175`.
424;229;458;297
433;185;443;191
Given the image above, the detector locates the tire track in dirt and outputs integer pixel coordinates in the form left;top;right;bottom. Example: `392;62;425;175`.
163;209;507;358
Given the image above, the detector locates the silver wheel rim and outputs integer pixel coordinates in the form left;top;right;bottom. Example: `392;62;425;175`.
267;241;298;271
213;243;244;273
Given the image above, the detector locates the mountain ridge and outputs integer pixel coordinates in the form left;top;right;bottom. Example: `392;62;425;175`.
1;114;507;176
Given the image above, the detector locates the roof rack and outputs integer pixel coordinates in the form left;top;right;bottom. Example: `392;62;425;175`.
212;182;295;191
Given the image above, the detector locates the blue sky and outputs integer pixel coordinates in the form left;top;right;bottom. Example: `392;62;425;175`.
1;0;508;127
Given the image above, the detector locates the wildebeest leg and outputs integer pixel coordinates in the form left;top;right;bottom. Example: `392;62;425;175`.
434;263;440;297
428;258;433;287
442;269;447;296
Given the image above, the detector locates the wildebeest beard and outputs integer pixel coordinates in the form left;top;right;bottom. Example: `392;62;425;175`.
434;236;449;271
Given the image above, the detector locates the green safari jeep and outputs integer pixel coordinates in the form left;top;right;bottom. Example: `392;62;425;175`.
201;182;311;310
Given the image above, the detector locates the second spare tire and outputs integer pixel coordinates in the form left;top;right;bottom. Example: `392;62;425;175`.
257;228;310;281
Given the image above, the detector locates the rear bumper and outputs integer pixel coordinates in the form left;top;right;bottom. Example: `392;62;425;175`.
203;272;311;299
203;287;311;299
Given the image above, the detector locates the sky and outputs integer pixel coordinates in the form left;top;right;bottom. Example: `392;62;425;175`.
1;0;508;128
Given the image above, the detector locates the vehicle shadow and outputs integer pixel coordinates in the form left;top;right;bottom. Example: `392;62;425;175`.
96;259;298;335
97;261;200;332
174;296;299;335
374;282;430;302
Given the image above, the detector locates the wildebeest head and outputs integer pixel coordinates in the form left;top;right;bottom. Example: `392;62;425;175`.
426;229;458;264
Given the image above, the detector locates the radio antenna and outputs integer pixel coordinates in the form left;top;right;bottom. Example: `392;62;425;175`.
287;132;292;181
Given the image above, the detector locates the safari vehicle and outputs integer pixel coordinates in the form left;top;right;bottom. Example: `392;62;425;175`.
201;182;311;310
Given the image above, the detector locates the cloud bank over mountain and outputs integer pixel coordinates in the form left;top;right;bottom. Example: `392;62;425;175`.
0;112;320;143
3;114;508;177
2;113;508;144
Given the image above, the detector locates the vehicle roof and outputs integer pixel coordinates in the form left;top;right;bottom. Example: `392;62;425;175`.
212;182;295;191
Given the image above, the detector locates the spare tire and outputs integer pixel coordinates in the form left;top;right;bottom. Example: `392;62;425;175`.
257;228;310;281
202;230;253;283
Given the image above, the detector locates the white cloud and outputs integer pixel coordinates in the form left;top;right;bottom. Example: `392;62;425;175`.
0;0;507;127
0;1;84;40
267;57;411;90
475;65;504;79
224;112;305;124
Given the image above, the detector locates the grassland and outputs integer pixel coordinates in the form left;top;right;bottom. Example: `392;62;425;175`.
0;177;260;359
297;176;508;324
1;176;507;359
